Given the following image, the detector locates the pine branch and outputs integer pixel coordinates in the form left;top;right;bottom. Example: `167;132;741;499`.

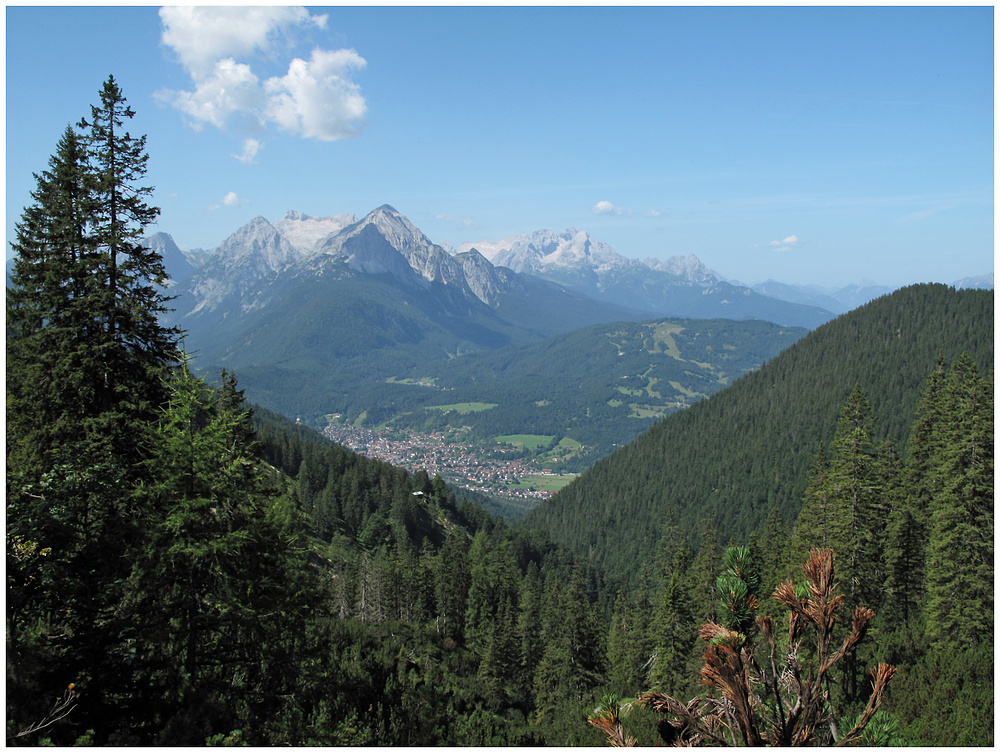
10;684;78;741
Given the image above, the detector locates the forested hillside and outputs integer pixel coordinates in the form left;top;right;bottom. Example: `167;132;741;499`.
521;283;993;581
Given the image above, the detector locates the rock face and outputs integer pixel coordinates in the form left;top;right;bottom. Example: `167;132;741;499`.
182;216;302;314
143;232;210;286
454;248;523;305
319;205;469;289
644;253;718;284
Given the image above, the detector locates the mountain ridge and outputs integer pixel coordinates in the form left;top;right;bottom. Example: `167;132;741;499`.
519;283;994;585
164;205;838;329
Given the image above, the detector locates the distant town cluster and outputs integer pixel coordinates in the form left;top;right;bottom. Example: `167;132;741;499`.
322;423;561;504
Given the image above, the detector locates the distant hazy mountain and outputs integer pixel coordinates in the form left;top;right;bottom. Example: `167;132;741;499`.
749;280;894;315
458;228;834;328
142;232;210;286
954;272;994;290
750;275;994;314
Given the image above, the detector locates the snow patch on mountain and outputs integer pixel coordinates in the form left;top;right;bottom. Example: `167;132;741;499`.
274;210;356;255
459;230;718;285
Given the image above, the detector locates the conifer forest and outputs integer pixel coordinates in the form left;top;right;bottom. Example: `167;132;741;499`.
6;78;994;746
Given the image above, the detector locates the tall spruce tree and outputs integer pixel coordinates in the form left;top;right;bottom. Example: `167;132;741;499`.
122;358;315;744
824;385;893;611
76;75;179;453
788;443;833;564
7;78;180;745
7;126;98;477
924;355;994;650
647;552;697;695
883;355;947;622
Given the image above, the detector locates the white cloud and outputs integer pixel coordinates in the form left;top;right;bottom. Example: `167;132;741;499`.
592;200;623;216
264;48;367;141
210;191;249;210
159;58;261;130
160;6;326;79
158;6;365;144
770;235;801;252
234;138;263;163
642;209;663;218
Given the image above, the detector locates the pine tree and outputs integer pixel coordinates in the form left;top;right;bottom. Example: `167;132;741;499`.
7;126;98;477
434;530;470;642
515;564;544;701
825;385;893;611
689;516;722;624
533;568;605;720
123;358;315;743
882;356;947;621
7;79;180;745
607;588;642;695
788;443;833;565
756;505;790;619
924;355;994;650
79;76;179;456
647;556;697;695
464;533;520;655
633;549;896;747
477;599;520;707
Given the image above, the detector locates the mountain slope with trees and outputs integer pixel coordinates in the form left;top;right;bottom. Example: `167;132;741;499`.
520;284;993;585
338;316;807;468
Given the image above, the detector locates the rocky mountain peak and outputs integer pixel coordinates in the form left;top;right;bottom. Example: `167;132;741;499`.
217;216;298;272
644;254;718;284
454;247;508;304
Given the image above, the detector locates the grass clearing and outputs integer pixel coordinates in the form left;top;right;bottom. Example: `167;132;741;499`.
427;402;497;414
496;434;554;449
647;322;686;359
386;376;439;387
507;473;578;491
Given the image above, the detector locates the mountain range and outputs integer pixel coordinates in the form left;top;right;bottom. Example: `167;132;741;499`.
157;204;837;328
152;206;815;412
147;204;990;434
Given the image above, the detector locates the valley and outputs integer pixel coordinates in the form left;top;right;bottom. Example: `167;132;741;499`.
322;419;578;515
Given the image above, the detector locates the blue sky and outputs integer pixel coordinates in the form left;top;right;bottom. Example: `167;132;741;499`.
6;5;994;287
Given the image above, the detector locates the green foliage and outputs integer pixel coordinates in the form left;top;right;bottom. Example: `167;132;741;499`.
841;709;902;747
889;641;994;746
923;355;993;650
715;545;759;638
